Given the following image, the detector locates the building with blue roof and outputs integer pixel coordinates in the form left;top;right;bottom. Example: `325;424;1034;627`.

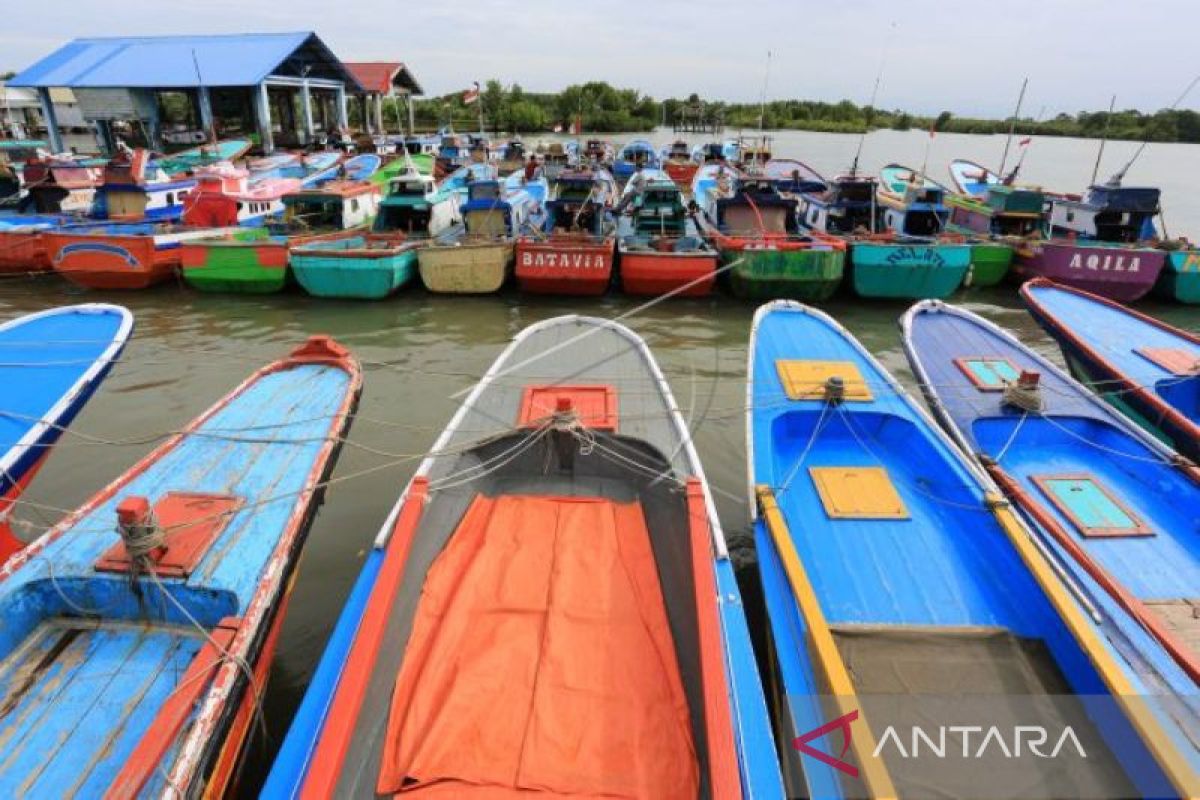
8;32;365;154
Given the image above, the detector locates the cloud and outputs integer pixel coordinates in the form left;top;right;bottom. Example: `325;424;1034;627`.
4;0;1198;116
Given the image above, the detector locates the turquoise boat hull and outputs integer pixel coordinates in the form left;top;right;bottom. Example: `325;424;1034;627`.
1153;249;1200;303
291;236;417;299
850;240;970;299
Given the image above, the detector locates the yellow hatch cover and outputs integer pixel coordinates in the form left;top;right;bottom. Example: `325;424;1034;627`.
810;466;909;519
777;360;873;401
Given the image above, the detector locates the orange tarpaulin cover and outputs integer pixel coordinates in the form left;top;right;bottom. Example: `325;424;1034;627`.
377;494;699;798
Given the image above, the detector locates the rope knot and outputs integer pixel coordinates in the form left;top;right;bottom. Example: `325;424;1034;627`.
1002;370;1044;414
116;496;166;570
824;375;846;405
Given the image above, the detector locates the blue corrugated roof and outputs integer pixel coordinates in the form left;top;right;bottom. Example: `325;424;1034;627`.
8;32;361;90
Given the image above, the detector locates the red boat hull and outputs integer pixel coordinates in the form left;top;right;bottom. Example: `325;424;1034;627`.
0;231;50;273
515;236;615;295
44;232;178;289
619;248;717;297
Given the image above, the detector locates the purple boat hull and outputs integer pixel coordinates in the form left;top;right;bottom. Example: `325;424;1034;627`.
1013;240;1165;302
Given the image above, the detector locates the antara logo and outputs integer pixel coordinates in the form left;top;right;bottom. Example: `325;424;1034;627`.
1067;252;1141;272
873;725;1087;760
792;710;860;778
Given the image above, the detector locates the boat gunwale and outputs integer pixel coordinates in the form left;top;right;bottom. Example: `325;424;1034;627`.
0;304;133;486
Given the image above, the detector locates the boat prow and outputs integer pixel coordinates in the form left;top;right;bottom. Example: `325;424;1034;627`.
1020;277;1200;459
0;303;133;560
267;315;784;798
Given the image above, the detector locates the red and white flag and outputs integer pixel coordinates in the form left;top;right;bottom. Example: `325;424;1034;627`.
462;81;480;105
1019;136;1032;146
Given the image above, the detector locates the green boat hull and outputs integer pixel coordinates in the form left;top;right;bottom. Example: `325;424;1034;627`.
725;247;845;301
966;242;1013;288
850;241;971;299
181;229;289;294
1153;249;1200;303
292;247;417;299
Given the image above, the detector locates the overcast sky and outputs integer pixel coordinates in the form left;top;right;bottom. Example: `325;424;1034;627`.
3;0;1197;117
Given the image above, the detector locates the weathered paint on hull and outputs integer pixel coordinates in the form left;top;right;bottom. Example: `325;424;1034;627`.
418;242;511;294
181;239;289;294
1153;249;1200;304
515;237;615;295
1013;241;1164;303
619;249;717;297
293;249;417;299
726;246;844;301
966;241;1013;288
850;241;970;299
0;230;49;273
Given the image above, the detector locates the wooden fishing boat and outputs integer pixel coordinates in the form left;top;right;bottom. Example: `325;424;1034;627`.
515;168;617;295
265;315;784;798
0;304;132;561
763;158;827;195
661;139;698;187
616;169;717;296
538;140;575;179
753;300;1200;799
291;233;418;299
612;138;659;183
796;171;882;235
91;148;196;223
1021;278;1200;459
942;160;1038;287
902;300;1200;785
0;335;360;797
1014;181;1167;302
20;154;102;214
1155;247;1200;303
494;139;528;173
418;173;545;294
248;151;303;179
372;164;461;237
181;227;358;294
157;138;252;175
693;164;845;300
182;162;302;228
44;222;240;289
1012;238;1164;303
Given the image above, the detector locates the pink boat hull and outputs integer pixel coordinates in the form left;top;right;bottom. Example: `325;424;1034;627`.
1013;240;1165;302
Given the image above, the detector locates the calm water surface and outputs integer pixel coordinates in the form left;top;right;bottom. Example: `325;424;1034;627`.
5;128;1199;795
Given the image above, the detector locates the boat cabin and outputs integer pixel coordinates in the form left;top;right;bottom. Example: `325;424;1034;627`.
281;182;381;231
630;179;688;236
1049;184;1160;242
92;149;196;222
881;176;950;236
374;169;458;235
460;180;512;237
20;155;100;213
714;177;799;236
799;175;882;234
664;140;691;162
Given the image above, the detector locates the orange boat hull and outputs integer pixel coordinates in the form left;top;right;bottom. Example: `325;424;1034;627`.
44;233;178;289
0;231;50;273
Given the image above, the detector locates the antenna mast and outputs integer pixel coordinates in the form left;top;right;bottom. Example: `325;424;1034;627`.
997;77;1028;177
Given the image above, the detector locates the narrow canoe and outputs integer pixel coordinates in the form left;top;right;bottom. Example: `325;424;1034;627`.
418;238;512;294
291;233;418;299
514;233;615;295
1012;239;1165;303
44;223;242;289
0;304;132;561
849;238;970;299
266;315;784;798
753;300;1199;798
0;336;361;797
902;300;1200;782
1154;248;1200;303
1021;278;1199;459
